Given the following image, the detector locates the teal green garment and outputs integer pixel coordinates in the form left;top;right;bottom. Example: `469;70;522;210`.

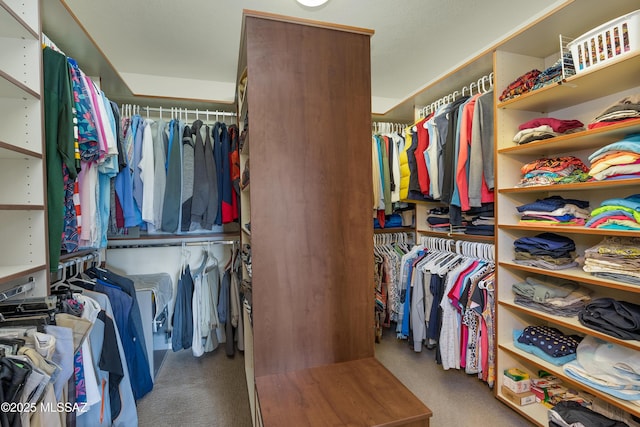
43;47;76;272
590;204;640;223
380;136;392;215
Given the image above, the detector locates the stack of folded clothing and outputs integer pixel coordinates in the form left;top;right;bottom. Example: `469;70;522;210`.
517;195;590;226
515;325;582;366
499;69;542;102
588;133;640;181
512;276;592;317
516;156;590;187
513;232;578;270
464;202;494;236
578;298;640;340
549;401;631;427
588;94;640;130
513;117;584;145
426;206;450;231
531;53;575;91
583;236;640;285
563;336;640;404
585;194;640;230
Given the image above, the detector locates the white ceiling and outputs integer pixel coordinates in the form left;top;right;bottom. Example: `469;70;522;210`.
46;0;567;117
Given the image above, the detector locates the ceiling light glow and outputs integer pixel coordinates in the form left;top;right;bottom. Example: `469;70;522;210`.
296;0;329;7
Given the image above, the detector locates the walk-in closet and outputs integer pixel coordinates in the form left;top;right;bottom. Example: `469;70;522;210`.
2;0;639;426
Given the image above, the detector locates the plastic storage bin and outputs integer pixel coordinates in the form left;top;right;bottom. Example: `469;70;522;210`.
568;9;640;73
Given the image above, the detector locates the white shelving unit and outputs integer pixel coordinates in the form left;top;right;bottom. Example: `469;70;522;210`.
0;0;48;295
494;2;640;424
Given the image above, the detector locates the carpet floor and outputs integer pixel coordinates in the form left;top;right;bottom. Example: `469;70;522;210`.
137;333;535;426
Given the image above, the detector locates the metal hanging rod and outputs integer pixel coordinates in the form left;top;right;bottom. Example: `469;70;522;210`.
0;278;35;303
107;235;240;249
418;72;494;118
120;104;236;121
57;251;102;271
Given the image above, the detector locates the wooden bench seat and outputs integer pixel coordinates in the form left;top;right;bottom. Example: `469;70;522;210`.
256;357;432;427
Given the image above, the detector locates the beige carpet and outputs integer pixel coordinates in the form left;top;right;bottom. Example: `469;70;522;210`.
138;334;535;426
137;348;252;427
375;332;535;427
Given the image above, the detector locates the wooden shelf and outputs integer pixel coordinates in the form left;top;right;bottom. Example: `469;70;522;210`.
0;141;42;159
499;224;640;238
499;342;640;418
499;178;640;194
0;1;38;39
498;119;640;156
0;69;39;100
499;261;640;294
0;264;46;286
417;229;495;242
498;298;640;351
0;204;44;211
495;394;547;427
496;52;640;113
374;227;415;234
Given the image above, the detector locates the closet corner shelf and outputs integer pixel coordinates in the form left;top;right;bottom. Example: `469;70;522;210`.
0;264;46;286
498;261;640;294
499;342;640;418
498;298;640;352
498;224;640;238
497;119;640;156
0;70;40;100
0;141;42;159
498;178;640;194
496;52;640;112
0;2;39;40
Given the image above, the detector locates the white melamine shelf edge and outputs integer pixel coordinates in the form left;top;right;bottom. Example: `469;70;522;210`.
498;298;640;351
0;2;38;40
0;264;46;284
498;224;640;238
495;394;547;427
498;261;640;294
498;178;640;194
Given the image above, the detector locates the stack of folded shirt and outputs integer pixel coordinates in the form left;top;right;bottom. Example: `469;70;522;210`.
583;236;640;285
426;206;450;231
563;336;640;403
514;232;578;270
588;133;640;181
588;94;640;130
464;202;494;236
512;276;592;317
549;401;630;427
585;194;640;230
578;298;640;340
499;69;542;102
517;195;590;226
515;325;582;366
513;117;584;145
516;156;590;187
531;53;576;91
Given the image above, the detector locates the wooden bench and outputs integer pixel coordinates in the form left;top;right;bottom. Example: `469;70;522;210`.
256;357;432;426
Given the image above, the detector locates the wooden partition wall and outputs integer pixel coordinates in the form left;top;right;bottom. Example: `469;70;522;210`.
243;12;375;377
